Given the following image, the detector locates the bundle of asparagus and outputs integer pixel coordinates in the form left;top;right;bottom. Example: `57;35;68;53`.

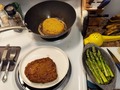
85;46;114;84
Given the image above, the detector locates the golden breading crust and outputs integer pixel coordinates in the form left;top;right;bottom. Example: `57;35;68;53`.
41;18;65;35
24;57;58;83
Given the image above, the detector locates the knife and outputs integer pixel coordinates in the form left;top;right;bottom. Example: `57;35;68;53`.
107;48;120;72
0;44;10;73
97;0;111;9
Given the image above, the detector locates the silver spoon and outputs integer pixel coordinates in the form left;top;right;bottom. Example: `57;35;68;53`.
2;48;16;83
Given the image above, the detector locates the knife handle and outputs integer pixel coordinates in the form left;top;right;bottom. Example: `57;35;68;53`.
98;0;111;9
116;63;120;72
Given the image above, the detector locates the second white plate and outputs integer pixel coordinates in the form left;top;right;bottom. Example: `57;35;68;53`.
19;46;69;89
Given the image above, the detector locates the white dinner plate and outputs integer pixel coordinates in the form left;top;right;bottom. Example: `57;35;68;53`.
19;46;69;89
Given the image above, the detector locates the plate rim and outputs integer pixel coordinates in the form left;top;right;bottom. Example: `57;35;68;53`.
18;45;69;89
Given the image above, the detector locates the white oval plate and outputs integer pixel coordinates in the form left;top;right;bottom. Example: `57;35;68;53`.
19;46;69;89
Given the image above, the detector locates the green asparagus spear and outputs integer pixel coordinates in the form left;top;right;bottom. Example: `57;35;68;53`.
92;46;102;69
98;50;109;77
86;50;104;84
97;49;114;77
86;60;101;84
85;46;114;84
105;64;114;77
87;49;108;84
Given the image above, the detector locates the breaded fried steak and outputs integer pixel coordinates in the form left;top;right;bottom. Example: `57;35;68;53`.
38;18;66;36
24;57;58;83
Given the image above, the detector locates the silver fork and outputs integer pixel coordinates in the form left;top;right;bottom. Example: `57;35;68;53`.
2;48;16;83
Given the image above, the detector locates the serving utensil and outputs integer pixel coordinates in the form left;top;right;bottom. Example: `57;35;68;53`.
107;48;120;72
0;44;9;75
2;48;16;82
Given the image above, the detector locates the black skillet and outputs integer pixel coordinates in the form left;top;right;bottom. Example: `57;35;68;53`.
24;0;76;41
0;1;76;41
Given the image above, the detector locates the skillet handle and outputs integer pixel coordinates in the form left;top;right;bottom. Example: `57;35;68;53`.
0;26;27;33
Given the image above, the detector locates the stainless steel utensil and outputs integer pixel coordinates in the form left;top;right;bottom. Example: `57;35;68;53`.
2;48;16;82
0;26;26;33
0;44;9;75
